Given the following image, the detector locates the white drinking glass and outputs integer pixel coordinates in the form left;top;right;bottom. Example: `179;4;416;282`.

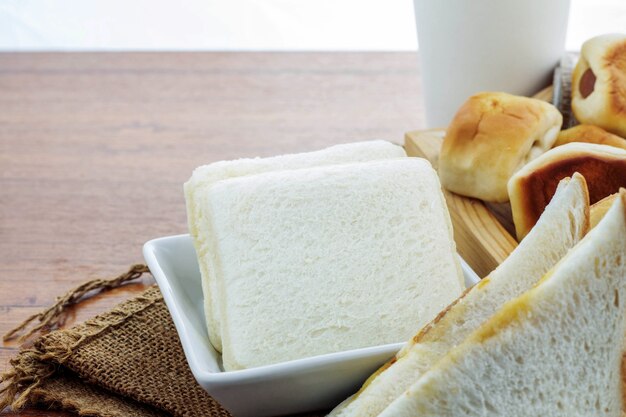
414;0;571;127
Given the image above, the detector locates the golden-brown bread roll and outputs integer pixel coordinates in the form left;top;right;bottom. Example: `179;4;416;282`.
508;142;626;240
554;124;626;150
572;34;626;137
439;92;563;203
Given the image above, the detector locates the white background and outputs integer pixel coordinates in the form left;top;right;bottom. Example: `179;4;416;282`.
0;0;624;51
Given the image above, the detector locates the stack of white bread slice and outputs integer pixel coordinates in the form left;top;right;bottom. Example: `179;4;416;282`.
185;140;407;352
331;181;626;417
329;173;590;417
185;141;466;370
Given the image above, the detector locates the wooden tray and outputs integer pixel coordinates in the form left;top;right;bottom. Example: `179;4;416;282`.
405;87;553;278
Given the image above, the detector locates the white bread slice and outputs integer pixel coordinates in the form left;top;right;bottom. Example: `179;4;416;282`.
184;140;406;351
203;158;464;370
328;173;590;417
378;189;626;417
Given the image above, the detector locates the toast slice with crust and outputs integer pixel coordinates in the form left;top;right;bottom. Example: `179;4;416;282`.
378;189;626;417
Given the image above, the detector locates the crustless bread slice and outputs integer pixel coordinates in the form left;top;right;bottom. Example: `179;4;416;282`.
203;158;464;370
184;140;406;351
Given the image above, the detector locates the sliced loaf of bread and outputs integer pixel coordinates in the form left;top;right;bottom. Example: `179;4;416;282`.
328;173;590;417
202;158;464;370
185;140;406;351
378;189;626;417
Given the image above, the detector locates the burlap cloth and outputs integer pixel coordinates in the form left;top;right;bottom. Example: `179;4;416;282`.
0;266;327;417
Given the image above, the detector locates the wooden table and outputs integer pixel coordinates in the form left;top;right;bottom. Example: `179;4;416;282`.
0;52;424;416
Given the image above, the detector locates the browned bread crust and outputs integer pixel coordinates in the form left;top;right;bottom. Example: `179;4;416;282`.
590;193;619;229
439;92;562;203
572;34;626;138
509;142;626;240
555;124;626;151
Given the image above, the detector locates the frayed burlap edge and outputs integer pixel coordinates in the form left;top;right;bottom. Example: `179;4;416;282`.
0;346;57;411
0;269;160;413
4;264;150;344
37;286;162;366
29;374;168;417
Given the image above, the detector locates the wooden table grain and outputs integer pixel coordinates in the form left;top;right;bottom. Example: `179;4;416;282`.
0;52;424;415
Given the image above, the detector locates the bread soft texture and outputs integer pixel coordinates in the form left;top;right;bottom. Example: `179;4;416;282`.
554;124;626;151
203;158;464;370
439;92;562;203
327;174;589;417
572;34;626;137
184;140;406;351
509;142;626;240
378;189;626;417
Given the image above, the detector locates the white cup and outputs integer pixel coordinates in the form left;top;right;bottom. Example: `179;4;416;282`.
414;0;571;127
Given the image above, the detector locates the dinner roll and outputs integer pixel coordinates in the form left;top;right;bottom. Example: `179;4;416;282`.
554;124;626;150
508;142;626;240
439;92;562;203
572;34;626;137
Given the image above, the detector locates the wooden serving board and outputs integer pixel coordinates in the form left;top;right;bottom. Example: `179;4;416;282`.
405;130;517;278
405;87;553;278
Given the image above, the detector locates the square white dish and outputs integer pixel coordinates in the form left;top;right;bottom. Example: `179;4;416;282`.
143;234;480;417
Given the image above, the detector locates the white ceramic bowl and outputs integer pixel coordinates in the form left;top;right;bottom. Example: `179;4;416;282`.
143;234;480;417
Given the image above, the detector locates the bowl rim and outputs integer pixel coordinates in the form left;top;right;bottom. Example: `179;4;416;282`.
143;233;480;384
